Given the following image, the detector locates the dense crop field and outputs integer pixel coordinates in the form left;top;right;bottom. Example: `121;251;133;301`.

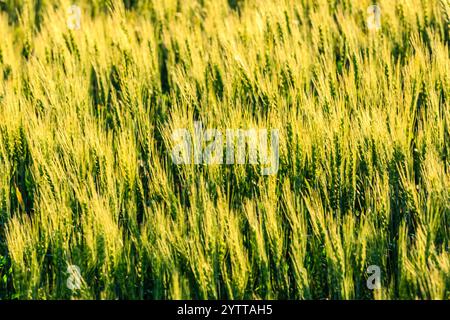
0;0;449;300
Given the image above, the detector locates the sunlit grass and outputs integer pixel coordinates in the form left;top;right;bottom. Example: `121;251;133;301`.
0;0;449;299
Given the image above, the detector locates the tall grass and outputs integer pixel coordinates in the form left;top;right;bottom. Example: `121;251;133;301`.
0;0;449;299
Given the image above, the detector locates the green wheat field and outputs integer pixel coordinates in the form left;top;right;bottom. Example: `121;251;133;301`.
0;0;449;300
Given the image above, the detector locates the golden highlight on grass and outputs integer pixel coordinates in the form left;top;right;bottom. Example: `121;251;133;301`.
0;0;449;299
